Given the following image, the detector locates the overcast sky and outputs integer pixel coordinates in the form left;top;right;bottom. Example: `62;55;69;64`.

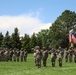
0;0;76;36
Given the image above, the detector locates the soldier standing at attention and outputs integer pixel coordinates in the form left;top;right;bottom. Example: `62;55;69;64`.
73;48;76;63
9;48;13;61
33;46;42;68
16;49;20;62
57;47;63;67
13;48;17;62
3;48;10;62
65;48;69;62
42;47;48;67
23;49;28;62
69;47;73;62
49;48;57;67
57;50;62;67
20;48;24;62
58;47;64;59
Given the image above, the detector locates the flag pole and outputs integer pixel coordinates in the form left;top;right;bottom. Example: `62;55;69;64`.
71;42;74;48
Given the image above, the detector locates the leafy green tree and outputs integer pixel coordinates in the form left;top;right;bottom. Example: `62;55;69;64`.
1;31;12;48
0;32;4;47
21;34;30;52
36;33;42;48
36;29;50;49
30;33;37;48
11;28;21;49
50;10;76;48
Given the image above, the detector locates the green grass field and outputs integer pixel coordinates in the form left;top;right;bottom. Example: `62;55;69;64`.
0;54;76;75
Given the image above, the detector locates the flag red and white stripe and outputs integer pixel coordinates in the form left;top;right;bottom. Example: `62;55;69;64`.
69;30;76;44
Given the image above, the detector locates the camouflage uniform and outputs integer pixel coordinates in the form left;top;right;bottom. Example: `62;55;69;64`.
74;53;76;63
58;51;62;67
65;49;69;62
33;46;42;68
16;49;20;62
42;47;48;67
6;49;10;62
20;48;24;62
23;49;28;62
69;48;73;62
73;48;76;63
13;48;17;62
4;48;10;62
0;49;4;61
58;47;64;59
49;48;57;67
9;48;13;61
57;47;64;67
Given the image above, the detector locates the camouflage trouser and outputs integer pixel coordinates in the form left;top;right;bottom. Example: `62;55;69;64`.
69;55;72;62
43;58;47;67
21;56;23;62
13;55;16;62
4;55;9;62
9;55;12;61
74;55;76;63
35;58;41;68
17;57;19;62
51;57;55;67
0;55;4;61
24;56;27;61
65;55;68;62
62;54;64;59
58;58;62;67
0;55;2;61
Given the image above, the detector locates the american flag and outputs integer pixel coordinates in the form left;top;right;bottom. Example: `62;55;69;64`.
69;29;76;44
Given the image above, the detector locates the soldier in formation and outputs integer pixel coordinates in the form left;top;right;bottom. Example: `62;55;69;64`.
33;46;42;68
16;49;20;62
42;47;48;67
57;50;62;67
57;47;64;67
1;46;76;68
13;48;17;62
49;48;57;67
73;47;76;63
20;48;24;62
68;47;73;62
65;48;69;62
9;48;13;61
0;48;28;62
23;49;28;61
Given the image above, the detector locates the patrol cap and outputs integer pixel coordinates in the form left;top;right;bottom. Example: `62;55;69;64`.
14;48;16;50
59;46;61;49
17;49;19;51
42;47;46;50
21;48;23;50
35;46;40;49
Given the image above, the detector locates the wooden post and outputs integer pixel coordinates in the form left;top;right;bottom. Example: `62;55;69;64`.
71;42;74;47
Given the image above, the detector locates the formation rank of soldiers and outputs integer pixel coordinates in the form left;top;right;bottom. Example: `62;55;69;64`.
0;48;27;62
33;46;76;68
0;46;76;69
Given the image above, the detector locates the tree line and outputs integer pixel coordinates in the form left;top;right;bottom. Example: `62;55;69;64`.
0;10;76;52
